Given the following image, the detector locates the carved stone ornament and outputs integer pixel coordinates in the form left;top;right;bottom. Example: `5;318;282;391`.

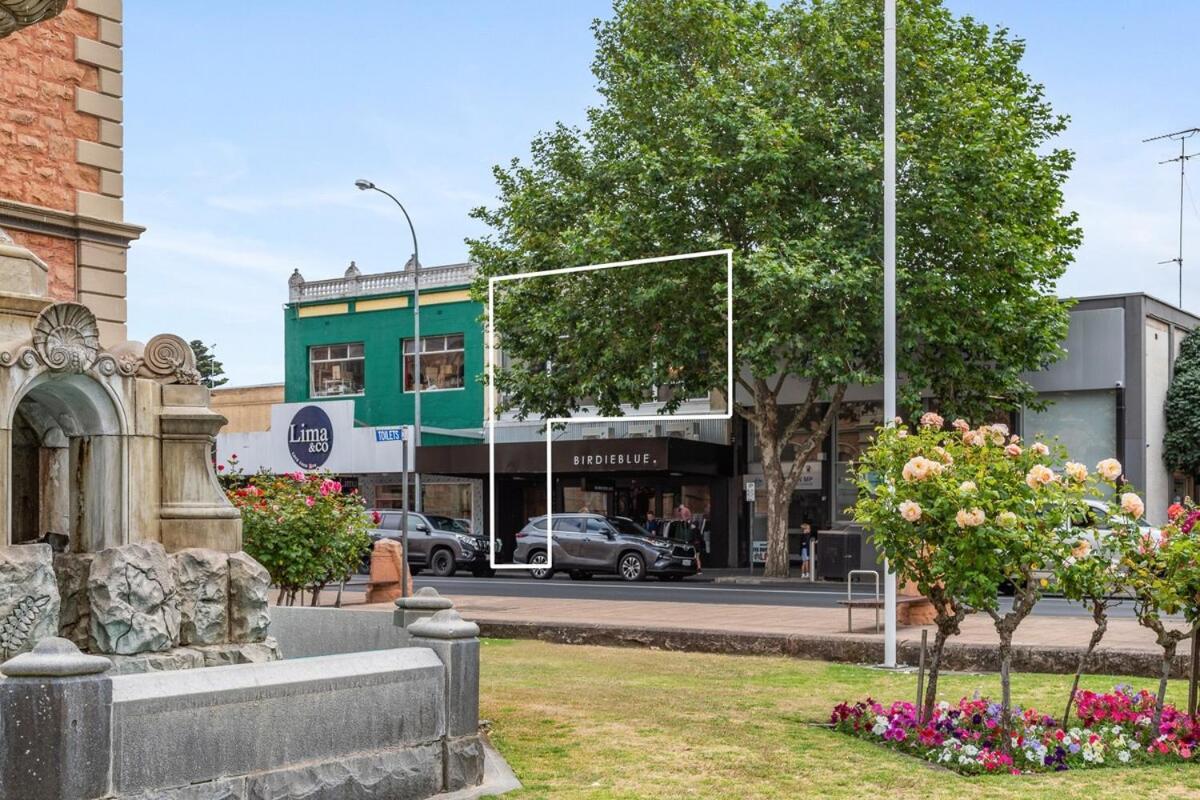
32;302;100;373
0;0;66;39
141;333;201;384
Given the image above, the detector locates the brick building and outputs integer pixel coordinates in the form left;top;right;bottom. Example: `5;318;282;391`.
0;0;140;346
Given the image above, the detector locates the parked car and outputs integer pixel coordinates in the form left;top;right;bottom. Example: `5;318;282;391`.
512;514;699;582
368;510;494;577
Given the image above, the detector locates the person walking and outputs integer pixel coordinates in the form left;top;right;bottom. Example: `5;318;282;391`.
799;520;814;580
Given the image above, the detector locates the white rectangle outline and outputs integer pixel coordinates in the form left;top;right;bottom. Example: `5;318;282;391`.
487;249;734;569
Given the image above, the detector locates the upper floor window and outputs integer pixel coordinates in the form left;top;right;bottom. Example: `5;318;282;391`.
310;343;364;397
404;334;465;392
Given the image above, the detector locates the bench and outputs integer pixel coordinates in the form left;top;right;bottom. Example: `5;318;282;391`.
837;596;927;633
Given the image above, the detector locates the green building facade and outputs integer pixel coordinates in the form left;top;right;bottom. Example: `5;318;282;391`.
283;261;485;445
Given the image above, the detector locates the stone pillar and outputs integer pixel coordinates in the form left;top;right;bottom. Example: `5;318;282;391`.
0;637;113;800
158;384;242;552
409;609;484;793
393;585;453;630
38;431;70;537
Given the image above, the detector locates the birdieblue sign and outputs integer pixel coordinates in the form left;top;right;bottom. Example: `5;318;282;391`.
287;405;334;469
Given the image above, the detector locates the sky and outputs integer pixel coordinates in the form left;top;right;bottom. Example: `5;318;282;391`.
123;1;1200;386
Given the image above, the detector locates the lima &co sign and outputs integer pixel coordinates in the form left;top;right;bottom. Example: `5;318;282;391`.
287;405;334;469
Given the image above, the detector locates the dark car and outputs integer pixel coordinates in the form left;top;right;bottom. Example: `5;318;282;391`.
368;510;493;577
512;514;699;582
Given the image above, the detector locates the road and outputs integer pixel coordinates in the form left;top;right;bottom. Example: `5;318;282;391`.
377;573;1151;619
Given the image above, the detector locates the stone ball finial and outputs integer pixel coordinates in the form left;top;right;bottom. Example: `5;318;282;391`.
394;586;454;610
407;609;480;640
0;636;112;678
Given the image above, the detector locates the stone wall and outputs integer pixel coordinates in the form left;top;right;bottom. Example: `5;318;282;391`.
0;0;140;346
0;605;487;800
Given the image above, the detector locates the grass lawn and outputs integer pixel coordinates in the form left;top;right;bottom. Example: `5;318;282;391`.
480;638;1200;799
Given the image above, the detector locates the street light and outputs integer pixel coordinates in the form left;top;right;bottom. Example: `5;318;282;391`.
356;178;424;514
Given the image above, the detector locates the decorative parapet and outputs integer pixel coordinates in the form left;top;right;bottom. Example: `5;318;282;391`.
0;0;66;38
289;261;477;303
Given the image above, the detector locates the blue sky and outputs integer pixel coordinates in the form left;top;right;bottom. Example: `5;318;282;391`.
123;1;1200;385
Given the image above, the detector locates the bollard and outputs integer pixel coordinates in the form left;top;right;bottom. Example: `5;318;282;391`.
409;609;483;792
366;539;413;603
0;637;113;800
393;585;453;630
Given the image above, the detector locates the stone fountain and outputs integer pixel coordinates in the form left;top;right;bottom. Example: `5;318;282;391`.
0;229;275;670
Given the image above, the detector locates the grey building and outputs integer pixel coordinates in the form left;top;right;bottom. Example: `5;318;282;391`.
739;292;1200;568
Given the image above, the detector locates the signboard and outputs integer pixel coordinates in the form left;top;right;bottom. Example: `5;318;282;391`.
751;540;768;564
287;405;334;469
216;401;414;475
744;480;756;503
375;428;405;443
797;461;822;490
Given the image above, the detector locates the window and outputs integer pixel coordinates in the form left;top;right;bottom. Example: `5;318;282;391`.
309;343;364;397
403;334;465;392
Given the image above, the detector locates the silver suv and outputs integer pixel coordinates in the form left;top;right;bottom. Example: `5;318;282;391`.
512;514;699;581
369;510;493;578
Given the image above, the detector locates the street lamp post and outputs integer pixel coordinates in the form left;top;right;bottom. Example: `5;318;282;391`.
356;179;423;514
882;0;898;668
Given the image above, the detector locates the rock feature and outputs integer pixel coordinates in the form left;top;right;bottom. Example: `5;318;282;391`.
0;544;61;659
228;552;270;643
89;542;180;655
54;552;93;649
172;548;229;645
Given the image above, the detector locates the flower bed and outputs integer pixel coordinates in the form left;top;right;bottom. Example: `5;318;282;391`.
830;687;1200;774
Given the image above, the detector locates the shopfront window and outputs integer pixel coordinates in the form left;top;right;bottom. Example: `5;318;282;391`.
563;486;608;514
1023;390;1117;487
403;334;465;392
835;400;882;520
374;481;473;524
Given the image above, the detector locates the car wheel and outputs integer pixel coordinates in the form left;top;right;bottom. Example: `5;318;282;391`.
528;551;553;579
618;552;646;582
471;565;496;578
568;570;592;581
430;548;456;577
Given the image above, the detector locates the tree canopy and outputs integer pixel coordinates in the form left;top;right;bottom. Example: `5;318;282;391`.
189;340;228;389
468;0;1080;574
1164;329;1200;478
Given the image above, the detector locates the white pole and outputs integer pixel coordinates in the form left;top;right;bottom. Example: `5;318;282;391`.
882;0;898;668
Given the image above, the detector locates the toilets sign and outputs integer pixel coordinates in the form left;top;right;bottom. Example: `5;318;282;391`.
287;405;334;469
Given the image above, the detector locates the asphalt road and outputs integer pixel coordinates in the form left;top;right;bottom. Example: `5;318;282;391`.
388;573;1149;619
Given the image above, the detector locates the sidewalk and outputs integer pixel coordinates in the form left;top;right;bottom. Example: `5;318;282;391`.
326;588;1192;677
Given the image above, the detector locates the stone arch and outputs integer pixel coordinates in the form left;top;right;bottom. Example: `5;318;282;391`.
8;371;127;551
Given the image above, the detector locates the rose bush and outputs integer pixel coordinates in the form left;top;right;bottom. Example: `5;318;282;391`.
225;468;373;605
852;416;1104;727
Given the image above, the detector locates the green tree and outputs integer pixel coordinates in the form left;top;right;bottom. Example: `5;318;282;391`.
189;340;228;389
469;0;1079;577
1164;329;1200;481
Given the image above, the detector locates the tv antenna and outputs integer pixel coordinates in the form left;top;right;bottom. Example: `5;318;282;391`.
1144;127;1200;307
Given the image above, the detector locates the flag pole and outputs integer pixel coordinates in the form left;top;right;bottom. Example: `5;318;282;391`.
882;0;898;668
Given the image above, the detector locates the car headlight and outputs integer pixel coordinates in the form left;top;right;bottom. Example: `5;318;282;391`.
455;534;477;550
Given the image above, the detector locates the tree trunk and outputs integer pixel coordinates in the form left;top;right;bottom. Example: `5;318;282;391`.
922;624;951;723
998;626;1014;751
1064;602;1108;726
757;401;790;578
1156;640;1178;731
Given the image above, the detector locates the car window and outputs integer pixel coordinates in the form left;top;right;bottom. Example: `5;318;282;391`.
588;519;614;535
553;518;584;533
607;518;646;536
380;513;401;530
426;514;466;533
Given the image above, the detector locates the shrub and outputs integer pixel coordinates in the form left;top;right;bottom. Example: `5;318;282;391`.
226;470;373;605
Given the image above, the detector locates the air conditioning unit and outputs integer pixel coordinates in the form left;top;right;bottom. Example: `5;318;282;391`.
663;421;699;440
627;423;655;438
